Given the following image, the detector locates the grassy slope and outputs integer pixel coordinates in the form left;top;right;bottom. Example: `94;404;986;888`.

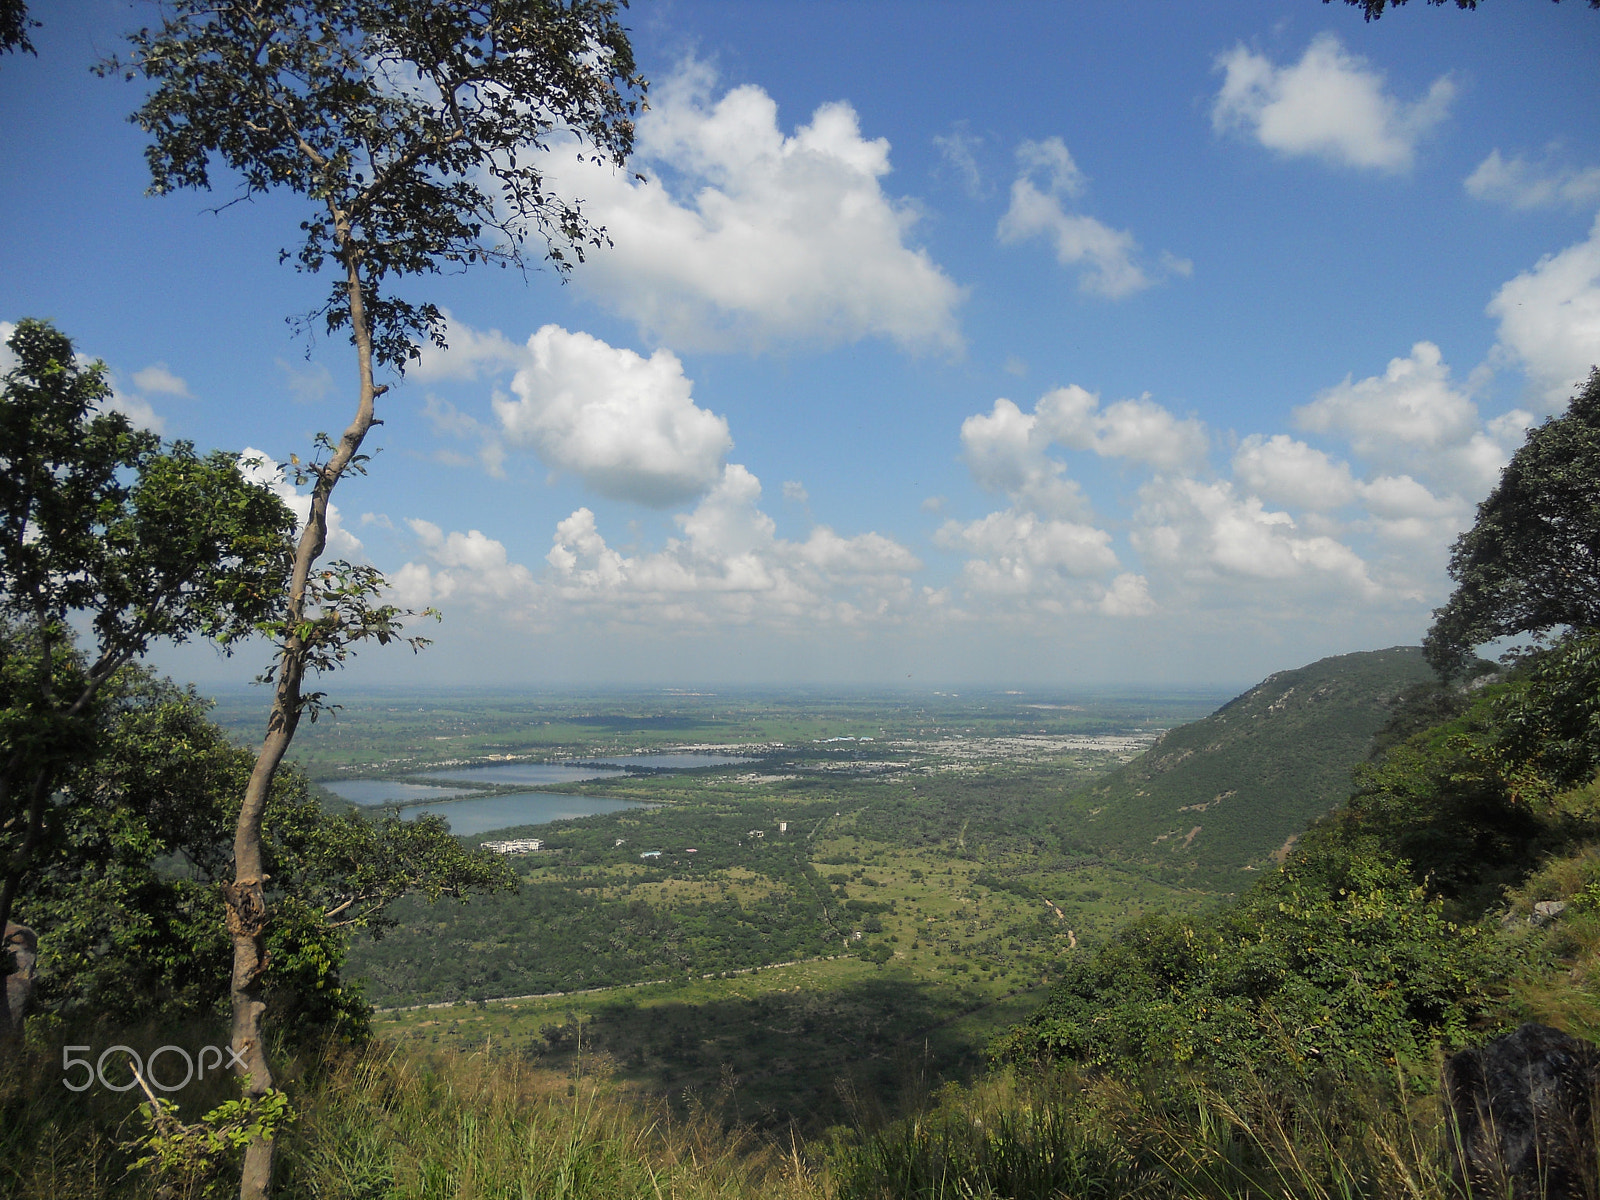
1058;646;1436;888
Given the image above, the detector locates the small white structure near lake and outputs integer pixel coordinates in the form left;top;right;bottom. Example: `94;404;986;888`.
482;838;543;854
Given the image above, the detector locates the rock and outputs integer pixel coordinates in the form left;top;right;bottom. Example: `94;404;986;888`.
3;923;36;1028
1534;901;1571;925
1445;1023;1600;1200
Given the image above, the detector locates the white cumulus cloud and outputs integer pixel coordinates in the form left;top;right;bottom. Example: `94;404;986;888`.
936;509;1120;591
538;61;963;353
959;386;1207;526
102;388;166;434
237;448;363;558
395;519;537;607
944;382;1209;616
1296;342;1479;460
1212;34;1453;171
1465;149;1600;212
543;465;923;627
493;325;733;507
1232;434;1359;511
996;137;1167;299
1133;477;1377;594
1487;212;1600;408
409;313;530;382
396;464;922;632
130;362;192;398
1035;385;1209;471
960;397;1090;520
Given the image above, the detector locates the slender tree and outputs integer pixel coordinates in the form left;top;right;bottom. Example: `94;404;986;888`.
22;667;514;1038
0;319;294;1046
110;4;644;1194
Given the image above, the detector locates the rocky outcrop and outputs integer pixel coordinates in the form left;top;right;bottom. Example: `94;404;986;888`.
1445;1023;1600;1200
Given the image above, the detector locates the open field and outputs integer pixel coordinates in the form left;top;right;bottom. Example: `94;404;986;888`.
373;953;1054;1136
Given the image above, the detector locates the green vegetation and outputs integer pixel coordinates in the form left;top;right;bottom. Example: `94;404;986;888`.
1426;368;1600;677
1055;647;1437;887
107;2;648;1188
13;627;1600;1197
8;368;1600;1199
12;670;515;1041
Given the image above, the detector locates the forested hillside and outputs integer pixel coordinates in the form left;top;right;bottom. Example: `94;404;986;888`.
1059;646;1438;886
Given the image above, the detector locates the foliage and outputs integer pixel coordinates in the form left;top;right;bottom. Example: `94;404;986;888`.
107;17;646;1184
1002;634;1600;1085
1493;631;1600;795
1311;633;1600;915
127;1085;293;1200
837;1064;1465;1200
997;845;1497;1083
0;319;295;1015
1058;647;1436;884
350;802;846;1005
15;672;516;1038
1426;368;1600;678
1330;0;1599;19
834;1075;1145;1200
109;0;645;371
0;0;33;58
0;319;293;663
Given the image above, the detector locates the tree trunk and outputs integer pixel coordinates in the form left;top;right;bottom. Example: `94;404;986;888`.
229;250;378;1200
0;769;54;1043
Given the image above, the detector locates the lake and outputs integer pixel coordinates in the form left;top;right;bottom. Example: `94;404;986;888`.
386;792;651;836
414;763;625;787
320;780;482;805
415;753;752;787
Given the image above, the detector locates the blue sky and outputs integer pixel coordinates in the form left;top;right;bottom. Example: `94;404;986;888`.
3;0;1598;689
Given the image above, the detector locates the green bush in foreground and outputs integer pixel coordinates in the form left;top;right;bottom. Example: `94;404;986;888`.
995;844;1497;1083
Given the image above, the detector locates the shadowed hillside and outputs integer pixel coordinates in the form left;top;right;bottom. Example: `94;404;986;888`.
1059;647;1436;888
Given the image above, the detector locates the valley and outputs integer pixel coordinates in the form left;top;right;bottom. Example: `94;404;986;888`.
251;651;1434;1131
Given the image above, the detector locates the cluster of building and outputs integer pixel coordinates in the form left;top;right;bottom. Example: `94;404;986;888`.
481;837;543;854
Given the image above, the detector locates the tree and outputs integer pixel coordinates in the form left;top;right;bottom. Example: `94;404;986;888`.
20;669;515;1038
0;0;35;59
1425;368;1600;678
110;5;644;1193
1329;0;1599;20
0;319;295;1039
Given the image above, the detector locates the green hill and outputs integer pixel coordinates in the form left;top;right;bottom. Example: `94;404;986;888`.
1059;646;1436;887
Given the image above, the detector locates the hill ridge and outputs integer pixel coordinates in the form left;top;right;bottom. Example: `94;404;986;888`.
1058;646;1435;887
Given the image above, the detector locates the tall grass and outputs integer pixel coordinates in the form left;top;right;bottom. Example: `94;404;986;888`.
0;1028;1572;1200
276;1042;819;1200
0;1028;824;1199
832;1065;1467;1200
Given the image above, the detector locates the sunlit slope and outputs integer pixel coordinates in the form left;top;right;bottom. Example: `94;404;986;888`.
1061;647;1435;887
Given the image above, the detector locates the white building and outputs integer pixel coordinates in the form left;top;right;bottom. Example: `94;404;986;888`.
482;838;543;854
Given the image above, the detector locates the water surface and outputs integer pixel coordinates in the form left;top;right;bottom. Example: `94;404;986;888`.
417;763;626;787
415;753;752;787
389;792;650;837
321;780;480;806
